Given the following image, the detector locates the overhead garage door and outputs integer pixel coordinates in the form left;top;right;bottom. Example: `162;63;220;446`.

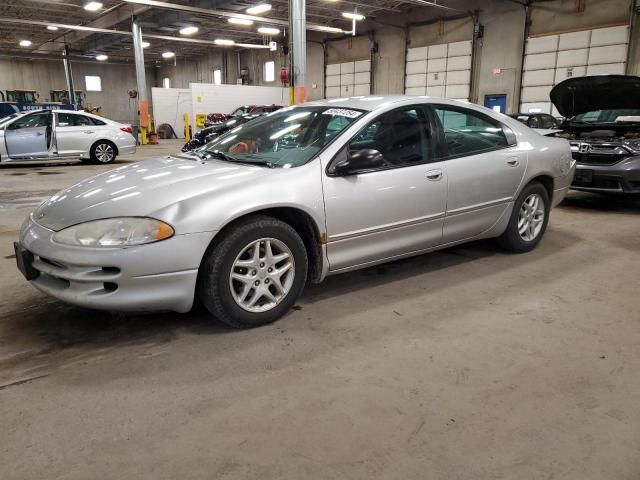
325;60;371;98
404;40;472;101
520;25;629;116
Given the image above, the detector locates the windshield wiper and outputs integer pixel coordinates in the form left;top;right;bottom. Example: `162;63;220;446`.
203;150;275;168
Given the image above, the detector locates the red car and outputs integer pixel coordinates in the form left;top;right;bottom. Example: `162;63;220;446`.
206;104;283;126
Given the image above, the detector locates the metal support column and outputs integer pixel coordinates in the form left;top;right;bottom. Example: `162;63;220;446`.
132;18;149;145
62;45;76;107
289;0;307;104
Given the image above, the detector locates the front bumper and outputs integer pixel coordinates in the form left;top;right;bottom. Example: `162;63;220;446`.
18;217;215;313
571;156;640;194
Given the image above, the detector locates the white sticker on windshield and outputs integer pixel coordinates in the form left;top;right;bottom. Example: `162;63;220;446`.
322;108;363;119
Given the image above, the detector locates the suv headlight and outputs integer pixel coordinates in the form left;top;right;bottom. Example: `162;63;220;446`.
53;217;174;247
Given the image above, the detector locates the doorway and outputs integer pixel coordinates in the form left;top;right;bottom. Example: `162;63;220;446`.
484;94;507;114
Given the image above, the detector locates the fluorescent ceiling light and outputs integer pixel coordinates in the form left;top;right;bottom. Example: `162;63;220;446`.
246;3;271;15
214;39;235;46
236;43;271;49
312;25;344;33
19;40;32;47
96;54;108;61
47;25;59;31
258;26;280;35
228;17;253;25
84;1;103;12
342;12;365;20
162;51;175;58
179;26;199;35
142;41;150;48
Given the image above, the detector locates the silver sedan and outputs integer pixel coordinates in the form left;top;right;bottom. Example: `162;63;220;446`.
0;109;136;164
15;96;575;328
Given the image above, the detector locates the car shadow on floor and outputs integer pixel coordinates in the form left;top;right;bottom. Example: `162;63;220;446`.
559;191;640;213
1;226;584;371
0;159;130;170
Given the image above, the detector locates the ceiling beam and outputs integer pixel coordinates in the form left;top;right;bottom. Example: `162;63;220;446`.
38;3;152;52
397;0;467;12
120;0;349;33
0;18;271;49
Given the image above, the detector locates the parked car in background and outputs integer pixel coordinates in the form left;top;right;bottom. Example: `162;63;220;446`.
205;104;282;127
183;112;265;152
509;113;559;129
549;75;640;195
16;96;574;328
0;109;135;164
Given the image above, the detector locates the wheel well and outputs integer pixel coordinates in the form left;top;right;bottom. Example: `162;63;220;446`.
530;175;553;200
92;139;118;155
218;207;324;283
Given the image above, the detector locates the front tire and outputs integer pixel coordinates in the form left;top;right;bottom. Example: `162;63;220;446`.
198;215;308;328
90;141;117;164
497;181;550;253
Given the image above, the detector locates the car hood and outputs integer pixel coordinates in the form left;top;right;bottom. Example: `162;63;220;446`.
550;75;640;118
33;155;274;231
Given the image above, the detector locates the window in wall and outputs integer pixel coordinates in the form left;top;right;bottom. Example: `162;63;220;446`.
162;77;171;89
85;75;102;92
433;106;508;158
213;69;222;85
264;61;275;82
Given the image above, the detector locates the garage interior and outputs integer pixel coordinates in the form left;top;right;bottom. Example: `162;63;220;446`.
1;0;640;478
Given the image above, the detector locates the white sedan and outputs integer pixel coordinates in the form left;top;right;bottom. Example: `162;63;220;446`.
0;109;136;164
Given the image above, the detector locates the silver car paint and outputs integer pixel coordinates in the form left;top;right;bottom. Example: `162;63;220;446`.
19;96;574;313
4;123;49;157
0;109;136;162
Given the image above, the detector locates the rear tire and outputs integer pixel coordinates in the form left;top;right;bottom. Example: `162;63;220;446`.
198;215;308;328
497;181;550;253
90;141;117;164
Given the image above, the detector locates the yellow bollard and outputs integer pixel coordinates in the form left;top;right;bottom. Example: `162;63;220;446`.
184;113;191;141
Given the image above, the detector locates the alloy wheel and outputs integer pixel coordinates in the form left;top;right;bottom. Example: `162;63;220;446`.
518;193;545;242
95;143;114;163
229;238;295;313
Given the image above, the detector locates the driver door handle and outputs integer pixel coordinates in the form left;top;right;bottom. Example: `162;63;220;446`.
35;132;44;136
83;131;95;134
507;159;520;167
426;169;443;181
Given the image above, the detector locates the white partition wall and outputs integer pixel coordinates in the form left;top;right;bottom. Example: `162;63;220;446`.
189;83;289;128
151;87;192;139
325;60;371;98
404;40;472;101
520;25;629;115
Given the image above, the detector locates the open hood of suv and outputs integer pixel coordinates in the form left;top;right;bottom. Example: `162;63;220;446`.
550;75;640;118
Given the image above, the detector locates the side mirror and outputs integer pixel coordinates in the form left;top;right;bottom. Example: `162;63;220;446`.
333;149;385;176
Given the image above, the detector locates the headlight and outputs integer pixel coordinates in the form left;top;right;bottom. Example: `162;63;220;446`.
53;217;174;247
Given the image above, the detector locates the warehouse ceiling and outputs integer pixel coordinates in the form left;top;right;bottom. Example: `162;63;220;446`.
0;0;472;64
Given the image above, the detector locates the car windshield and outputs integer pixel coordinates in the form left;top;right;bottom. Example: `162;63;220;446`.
202;106;365;168
573;108;640;124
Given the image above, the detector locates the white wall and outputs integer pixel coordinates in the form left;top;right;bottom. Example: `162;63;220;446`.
189;83;289;124
0;58;155;124
151;87;191;139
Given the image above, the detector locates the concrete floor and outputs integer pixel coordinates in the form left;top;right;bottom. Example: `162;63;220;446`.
1;140;639;479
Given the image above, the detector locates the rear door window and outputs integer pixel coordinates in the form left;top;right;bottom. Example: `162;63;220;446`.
432;106;510;158
57;113;92;127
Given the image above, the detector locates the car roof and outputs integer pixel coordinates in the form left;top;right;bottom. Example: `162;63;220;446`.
304;95;473;112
